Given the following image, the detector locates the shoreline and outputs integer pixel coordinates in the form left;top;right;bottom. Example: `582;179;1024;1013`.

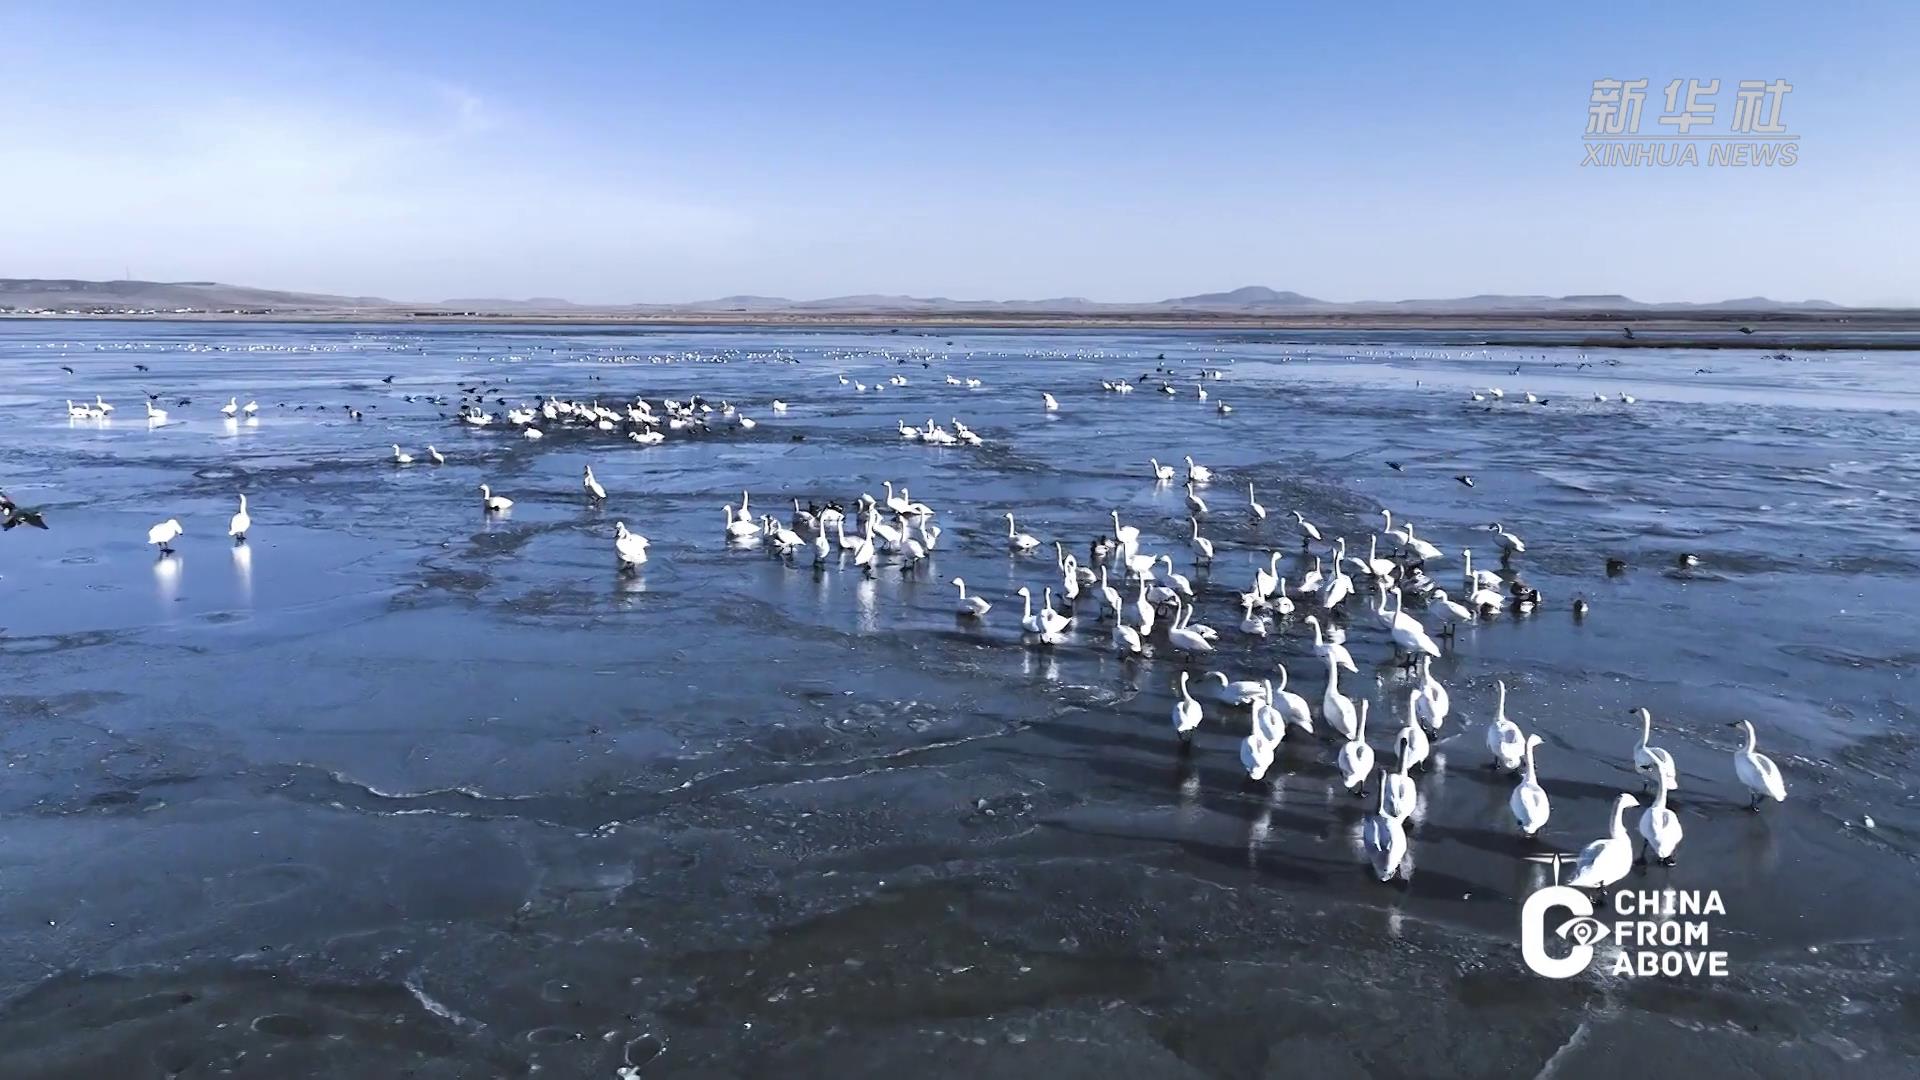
5;310;1919;350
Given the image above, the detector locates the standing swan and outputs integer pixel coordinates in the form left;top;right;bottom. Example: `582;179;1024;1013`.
1639;772;1684;862
1567;794;1639;890
1728;719;1786;809
1363;770;1408;881
1381;734;1417;821
1487;681;1524;771
1172;671;1203;744
147;518;184;554
583;465;607;502
1510;735;1550;836
1269;666;1314;736
1631;707;1678;791
1241;695;1282;780
1322;653;1358;740
1337;699;1374;793
614;521;650;569
951;577;991;617
227;495;251;542
1247;482;1266;521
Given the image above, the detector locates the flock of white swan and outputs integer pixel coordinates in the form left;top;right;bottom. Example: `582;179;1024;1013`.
85;360;1786;891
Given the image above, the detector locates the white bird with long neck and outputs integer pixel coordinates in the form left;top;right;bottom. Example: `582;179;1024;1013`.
1337;699;1374;793
220;397;238;417
1205;671;1266;706
1165;601;1214;655
1185;482;1208;516
1404;522;1443;562
479;484;512;513
614;521;650;568
1268;666;1314;737
1384;591;1442;659
1041;392;1059;412
1098;565;1123;619
1148;458;1175;483
583;465;606;502
1188;518;1214;562
392;444;413;465
1184;455;1212;483
1632;707;1678;791
1240;596;1269;637
1729;719;1786;809
1247;482;1266;521
226;495;250;541
725;504;762;540
1363;767;1408;881
1413;655;1449;732
1112;618;1144;655
1306;616;1356;675
146;400;168;423
1322;653;1358;740
1463;549;1501;592
1381;510;1411;548
1005;512;1040;552
1567;794;1639;890
1242;695;1283;780
1639;771;1683;862
1172;671;1203;743
1396;689;1430;770
1487;681;1524;771
1489;522;1527;557
951;577;991;617
1253;551;1281;599
1382;734;1417;822
1158;555;1193;599
1510;735;1550;836
1321;540;1353;608
426;446;445;464
1132;578;1156;636
1292;510;1322;545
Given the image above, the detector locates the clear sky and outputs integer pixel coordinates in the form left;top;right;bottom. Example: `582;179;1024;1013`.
2;2;1914;305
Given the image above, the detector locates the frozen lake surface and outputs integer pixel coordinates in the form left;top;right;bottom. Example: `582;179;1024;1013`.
1;321;1918;1077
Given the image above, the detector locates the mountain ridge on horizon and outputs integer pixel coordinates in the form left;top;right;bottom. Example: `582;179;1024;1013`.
0;277;1863;315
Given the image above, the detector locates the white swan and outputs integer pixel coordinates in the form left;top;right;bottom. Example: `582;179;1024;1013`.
147;518;184;553
1112;619;1144;655
1382;735;1417;821
583;466;607;502
1005;512;1041;552
1381;509;1411;548
951;577;991;617
1165;601;1214;655
1292;510;1322;544
1729;719;1786;808
220;397;238;417
392;444;413;465
1042;392;1059;412
1132;579;1156;637
1489;522;1527;556
1566;794;1639;890
146;400;168;423
1462;549;1501;591
1396;689;1430;770
614;521;650;568
242;399;258;416
226;495;250;541
1242;695;1284;780
1337;699;1374;792
1098;566;1123;619
1363;770;1409;881
1487;680;1524;771
1172;671;1203;743
1269;666;1314;736
426;446;445;464
1385;591;1441;658
1184;455;1212;483
1206;671;1267;706
1188;518;1214;562
480;484;513;512
1240;596;1269;637
1247;482;1266;521
1253;551;1281;599
1510;735;1550;836
1632;707;1678;791
1148;458;1175;483
1184;482;1208;516
1322;653;1358;740
1109;510;1141;553
1304;615;1356;674
1639;771;1683;862
1414;655;1449;732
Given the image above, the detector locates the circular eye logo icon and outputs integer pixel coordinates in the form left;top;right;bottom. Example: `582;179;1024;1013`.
1522;882;1603;979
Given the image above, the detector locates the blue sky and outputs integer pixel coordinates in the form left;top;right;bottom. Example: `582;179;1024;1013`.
3;2;1914;304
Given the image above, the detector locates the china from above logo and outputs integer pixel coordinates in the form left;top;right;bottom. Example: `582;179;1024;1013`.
1521;855;1730;978
1584;78;1797;167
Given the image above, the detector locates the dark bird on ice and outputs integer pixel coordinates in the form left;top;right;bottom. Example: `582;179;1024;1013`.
1454;474;1475;487
60;365;74;374
1387;462;1404;472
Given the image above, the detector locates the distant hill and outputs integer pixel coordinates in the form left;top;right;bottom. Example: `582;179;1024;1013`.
0;278;1862;317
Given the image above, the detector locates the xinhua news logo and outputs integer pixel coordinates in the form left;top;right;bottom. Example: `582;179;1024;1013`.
1521;860;1729;979
1584;78;1798;167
